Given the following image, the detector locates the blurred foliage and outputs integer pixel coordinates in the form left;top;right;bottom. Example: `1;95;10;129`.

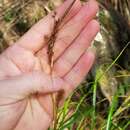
0;0;130;129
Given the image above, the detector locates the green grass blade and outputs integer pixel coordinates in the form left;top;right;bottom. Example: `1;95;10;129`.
106;94;118;130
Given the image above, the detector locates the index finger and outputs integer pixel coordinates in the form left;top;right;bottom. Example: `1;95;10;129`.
16;0;81;53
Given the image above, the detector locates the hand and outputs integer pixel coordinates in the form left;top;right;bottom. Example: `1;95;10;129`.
0;0;99;130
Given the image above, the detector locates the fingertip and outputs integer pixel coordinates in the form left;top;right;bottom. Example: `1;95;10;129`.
90;19;100;32
84;0;99;15
81;49;95;71
85;19;100;38
89;0;99;12
86;46;96;61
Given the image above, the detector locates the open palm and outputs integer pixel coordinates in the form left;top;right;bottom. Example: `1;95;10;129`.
0;0;99;130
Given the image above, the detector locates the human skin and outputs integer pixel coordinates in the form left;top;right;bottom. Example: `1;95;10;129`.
0;0;99;130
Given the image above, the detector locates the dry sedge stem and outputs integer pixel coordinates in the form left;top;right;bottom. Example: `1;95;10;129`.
46;0;76;129
47;0;76;73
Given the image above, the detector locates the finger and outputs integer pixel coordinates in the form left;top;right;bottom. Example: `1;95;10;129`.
0;72;64;104
15;0;81;53
54;20;99;77
64;48;95;90
38;0;99;68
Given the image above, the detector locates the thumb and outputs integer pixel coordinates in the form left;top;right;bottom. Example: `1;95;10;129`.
0;71;63;103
